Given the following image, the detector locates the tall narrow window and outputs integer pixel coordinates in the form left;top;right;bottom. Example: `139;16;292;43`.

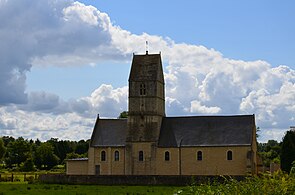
140;83;146;96
139;151;144;161
227;150;233;161
101;151;106;161
165;151;170;161
114;151;119;161
197;151;202;161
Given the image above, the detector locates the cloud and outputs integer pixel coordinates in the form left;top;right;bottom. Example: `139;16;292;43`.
0;0;294;142
0;105;94;140
0;0;123;105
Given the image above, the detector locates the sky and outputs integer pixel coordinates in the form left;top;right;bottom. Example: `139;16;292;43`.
0;0;294;143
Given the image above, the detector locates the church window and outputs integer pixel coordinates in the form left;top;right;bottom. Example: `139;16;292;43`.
227;150;233;161
114;151;119;161
165;151;170;161
101;151;106;161
140;83;146;96
197;151;202;161
139;151;144;161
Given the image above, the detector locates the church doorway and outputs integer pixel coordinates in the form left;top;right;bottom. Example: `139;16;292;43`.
95;165;100;175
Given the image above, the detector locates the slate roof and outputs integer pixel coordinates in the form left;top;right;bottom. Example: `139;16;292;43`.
129;53;164;82
90;115;255;148
158;115;255;147
90;118;127;147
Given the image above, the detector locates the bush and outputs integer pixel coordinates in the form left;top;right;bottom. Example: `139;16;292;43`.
25;176;35;184
20;158;35;172
177;172;295;195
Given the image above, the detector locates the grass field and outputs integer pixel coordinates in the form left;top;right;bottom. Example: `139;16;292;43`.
0;184;181;195
0;171;294;194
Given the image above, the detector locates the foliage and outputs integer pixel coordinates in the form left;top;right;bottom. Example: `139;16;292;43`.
281;130;295;173
47;138;75;163
118;111;128;118
0;173;295;194
290;161;295;177
1;136;89;171
20;157;35;172
74;140;89;155
178;172;295;195
258;139;281;167
0;137;6;160
34;143;59;170
65;152;85;160
4;137;31;168
1;136;15;147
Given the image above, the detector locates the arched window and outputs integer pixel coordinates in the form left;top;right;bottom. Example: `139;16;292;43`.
227;150;233;161
197;151;202;161
101;151;106;161
139;151;144;161
114;151;119;161
140;83;146;96
165;151;170;161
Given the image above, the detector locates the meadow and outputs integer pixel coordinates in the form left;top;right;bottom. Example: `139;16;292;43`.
0;171;294;195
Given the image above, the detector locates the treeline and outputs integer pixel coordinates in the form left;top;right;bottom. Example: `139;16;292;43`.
258;130;295;173
0;136;89;172
0;130;294;173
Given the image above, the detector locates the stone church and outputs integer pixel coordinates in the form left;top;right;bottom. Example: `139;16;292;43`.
67;52;258;176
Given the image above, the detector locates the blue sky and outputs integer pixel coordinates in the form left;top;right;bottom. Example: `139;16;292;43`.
0;0;294;142
28;0;295;99
81;0;295;66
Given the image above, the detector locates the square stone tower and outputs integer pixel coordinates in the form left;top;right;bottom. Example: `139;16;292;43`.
125;52;165;175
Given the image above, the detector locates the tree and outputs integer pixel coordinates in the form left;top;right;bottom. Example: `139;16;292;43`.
5;137;31;167
0;137;6;161
258;140;281;167
65;152;83;160
20;154;35;172
1;136;15;147
118;111;128;119
281;130;295;173
47;138;74;163
75;139;89;155
34;142;59;170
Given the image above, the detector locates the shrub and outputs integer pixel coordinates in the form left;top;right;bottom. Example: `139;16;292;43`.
177;172;295;195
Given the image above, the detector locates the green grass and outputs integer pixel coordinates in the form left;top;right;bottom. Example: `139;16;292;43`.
0;172;294;195
0;184;180;195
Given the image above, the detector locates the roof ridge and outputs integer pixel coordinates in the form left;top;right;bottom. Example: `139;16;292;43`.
164;115;254;119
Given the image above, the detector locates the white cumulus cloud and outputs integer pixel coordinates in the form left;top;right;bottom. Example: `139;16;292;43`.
0;0;294;142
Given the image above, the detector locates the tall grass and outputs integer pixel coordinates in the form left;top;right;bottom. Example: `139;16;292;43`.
178;172;295;195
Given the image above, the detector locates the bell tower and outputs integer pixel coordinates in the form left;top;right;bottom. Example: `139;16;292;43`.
125;52;165;175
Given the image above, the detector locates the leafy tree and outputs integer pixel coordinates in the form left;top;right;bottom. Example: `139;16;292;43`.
0;137;6;160
1;136;15;147
65;152;84;160
281;130;295;173
47;138;74;163
20;156;35;172
290;161;295;177
258;140;281;167
5;137;31;167
34;142;59;170
75;139;89;155
118;111;128;119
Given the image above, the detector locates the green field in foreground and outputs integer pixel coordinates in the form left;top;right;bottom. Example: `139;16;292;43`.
0;171;294;195
0;184;180;195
